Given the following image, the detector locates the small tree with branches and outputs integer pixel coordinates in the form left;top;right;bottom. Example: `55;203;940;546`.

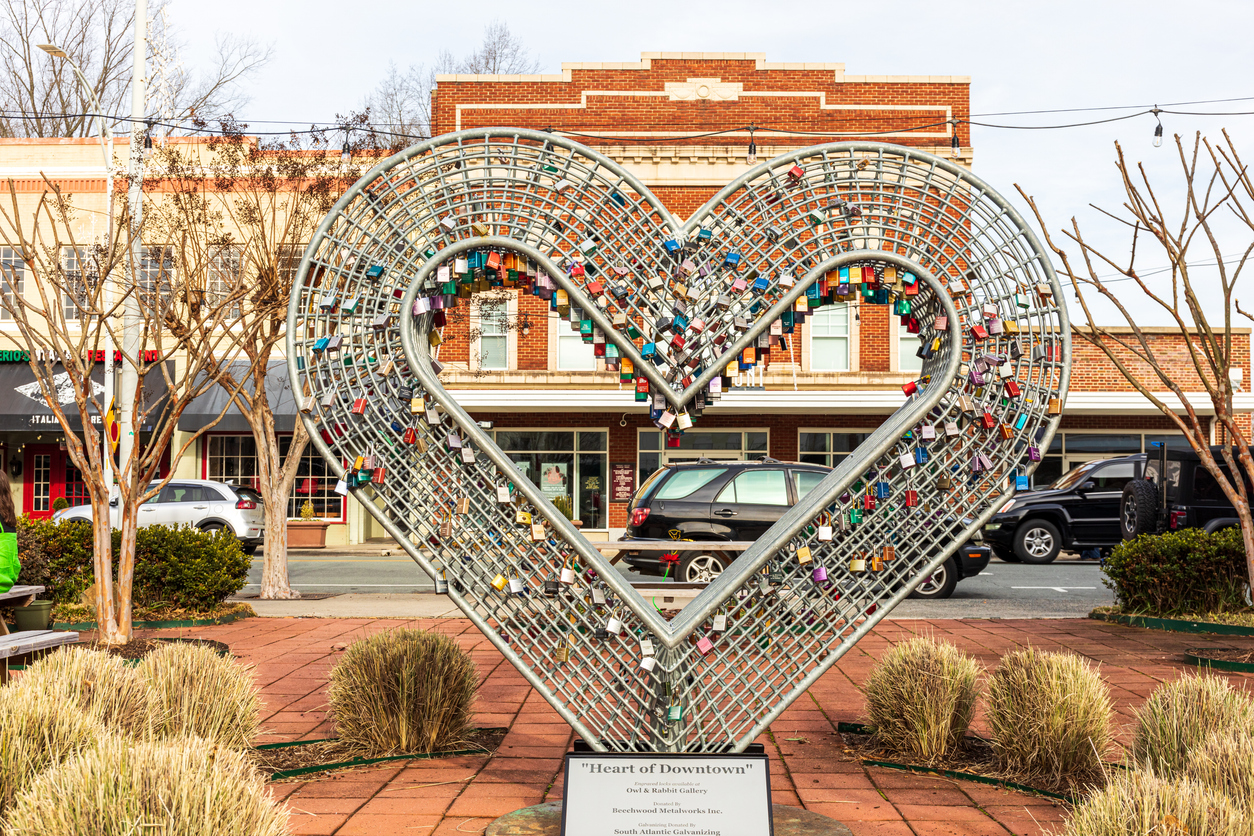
1019;130;1254;597
0;177;254;643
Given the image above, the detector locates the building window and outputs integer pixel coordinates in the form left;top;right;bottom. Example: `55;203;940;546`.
136;246;174;313
555;314;596;371
207;245;242;319
897;323;923;373
477;298;509;370
489;429;607;529
0;247;23;321
61;246;101;322
205;434;345;520
798;430;876;467
637;430;770;483
808;304;850;371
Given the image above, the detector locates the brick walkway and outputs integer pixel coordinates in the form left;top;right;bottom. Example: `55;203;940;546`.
144;617;1253;836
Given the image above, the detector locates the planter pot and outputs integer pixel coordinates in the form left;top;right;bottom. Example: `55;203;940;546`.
287;520;330;549
14;600;53;632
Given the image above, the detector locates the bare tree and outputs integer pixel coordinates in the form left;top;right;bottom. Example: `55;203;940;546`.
0;0;270;139
0;177;253;643
364;21;540;141
142;119;381;599
1018;130;1254;595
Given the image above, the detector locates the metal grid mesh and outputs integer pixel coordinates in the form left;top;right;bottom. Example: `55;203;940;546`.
286;129;1070;753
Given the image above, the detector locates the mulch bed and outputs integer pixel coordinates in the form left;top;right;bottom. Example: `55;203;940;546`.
1188;646;1254;664
86;637;232;661
254;727;507;777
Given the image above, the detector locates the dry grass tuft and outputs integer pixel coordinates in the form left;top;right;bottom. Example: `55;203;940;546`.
1182;728;1254;813
328;628;479;757
1132;673;1254;778
2;735;290;835
0;686;105;814
139;642;261;750
1057;770;1254;836
985;648;1113;787
861;636;981;765
10;647;150;737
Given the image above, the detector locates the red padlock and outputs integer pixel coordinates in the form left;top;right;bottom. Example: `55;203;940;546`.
980;411;996;429
1004;380;1021;398
403;427;418;445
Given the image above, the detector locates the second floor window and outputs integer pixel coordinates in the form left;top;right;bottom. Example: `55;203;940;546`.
207;245;242;320
478;299;508;370
809;304;851;371
557;320;596;371
61;247;101;322
137;246;174;314
898;323;923;373
0;247;23;321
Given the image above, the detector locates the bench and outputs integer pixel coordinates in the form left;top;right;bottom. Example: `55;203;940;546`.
0;629;79;682
0;586;45;636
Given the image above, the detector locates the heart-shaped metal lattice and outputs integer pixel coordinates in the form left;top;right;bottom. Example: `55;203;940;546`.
287;129;1070;753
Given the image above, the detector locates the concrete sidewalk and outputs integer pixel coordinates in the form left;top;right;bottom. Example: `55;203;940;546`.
127;615;1252;836
240;593;465;619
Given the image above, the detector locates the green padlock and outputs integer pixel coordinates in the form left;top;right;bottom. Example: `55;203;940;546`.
668;703;684;722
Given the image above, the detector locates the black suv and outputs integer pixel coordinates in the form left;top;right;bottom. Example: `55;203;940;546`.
983;456;1144;563
622;458;990;598
1121;443;1248;540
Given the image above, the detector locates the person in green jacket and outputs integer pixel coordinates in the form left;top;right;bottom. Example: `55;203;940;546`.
0;470;19;593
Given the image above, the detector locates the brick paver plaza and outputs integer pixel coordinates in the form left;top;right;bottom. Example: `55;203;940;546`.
142;616;1253;836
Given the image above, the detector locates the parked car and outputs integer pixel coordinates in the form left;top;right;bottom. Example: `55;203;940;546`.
52;479;265;555
1122;443;1249;540
983;455;1145;563
621;458;989;598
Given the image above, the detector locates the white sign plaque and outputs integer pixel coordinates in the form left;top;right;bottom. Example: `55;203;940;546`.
561;753;773;836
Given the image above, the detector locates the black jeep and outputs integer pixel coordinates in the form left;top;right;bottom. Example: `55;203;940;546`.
1121;443;1249;540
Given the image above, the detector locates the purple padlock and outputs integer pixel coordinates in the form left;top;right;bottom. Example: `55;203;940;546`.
812;566;828;583
1028;446;1041;462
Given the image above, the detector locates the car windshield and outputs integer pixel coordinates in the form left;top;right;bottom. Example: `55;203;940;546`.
234;487;263;505
1049;461;1101;491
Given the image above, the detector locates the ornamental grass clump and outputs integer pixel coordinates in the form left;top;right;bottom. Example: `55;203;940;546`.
2;735;290;836
10;647;150;737
860;636;981;764
328;628;479;757
1183;729;1254;813
0;687;105;814
1057;770;1254;836
1132;673;1254;778
139;642;261;750
984;648;1113;786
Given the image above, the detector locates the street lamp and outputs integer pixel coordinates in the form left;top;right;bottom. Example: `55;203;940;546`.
37;44;115;489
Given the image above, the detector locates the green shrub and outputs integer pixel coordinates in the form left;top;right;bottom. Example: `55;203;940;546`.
14;519;248;612
50;497;69;512
1058;771;1254;836
0;686;105;814
139;643;260;750
861;637;982;765
1132;673;1254;777
3;735;289;836
10;647;150;738
328;628;479;756
985;648;1113;786
1183;729;1254;813
1103;528;1249;616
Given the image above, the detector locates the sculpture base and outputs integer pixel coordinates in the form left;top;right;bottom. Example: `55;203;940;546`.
486;801;853;836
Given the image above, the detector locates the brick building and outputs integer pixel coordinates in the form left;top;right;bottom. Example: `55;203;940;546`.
0;53;1248;545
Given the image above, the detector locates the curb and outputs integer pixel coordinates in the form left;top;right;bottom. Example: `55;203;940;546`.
1183;650;1254;674
1090;611;1254;636
54;610;253;631
256;737;487;781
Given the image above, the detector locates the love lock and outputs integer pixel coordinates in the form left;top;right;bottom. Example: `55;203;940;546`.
289;128;1070;753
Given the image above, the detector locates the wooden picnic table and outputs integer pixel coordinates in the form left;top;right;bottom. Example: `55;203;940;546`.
0;586;44;636
594;540;755;565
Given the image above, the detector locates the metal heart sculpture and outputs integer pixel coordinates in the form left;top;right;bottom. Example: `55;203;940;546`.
287;129;1070;753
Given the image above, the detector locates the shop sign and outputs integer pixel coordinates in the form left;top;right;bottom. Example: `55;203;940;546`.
610;462;635;502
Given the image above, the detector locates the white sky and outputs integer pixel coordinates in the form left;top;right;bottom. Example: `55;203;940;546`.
167;0;1254;326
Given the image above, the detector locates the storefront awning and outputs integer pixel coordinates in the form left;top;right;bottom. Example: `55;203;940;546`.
0;360;170;431
177;361;299;433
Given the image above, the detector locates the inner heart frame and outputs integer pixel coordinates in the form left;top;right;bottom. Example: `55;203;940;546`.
288;128;1070;753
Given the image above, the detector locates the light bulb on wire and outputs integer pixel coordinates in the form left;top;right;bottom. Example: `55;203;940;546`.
746;125;757;165
1152;107;1163;148
951;130;960;158
341;129;352;163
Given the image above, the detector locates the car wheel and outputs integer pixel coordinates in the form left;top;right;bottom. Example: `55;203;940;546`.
200;523;236;541
991;545;1019;563
910;558;959;599
678;552;729;583
1014;520;1062;564
1121;479;1159;541
242;545;258;556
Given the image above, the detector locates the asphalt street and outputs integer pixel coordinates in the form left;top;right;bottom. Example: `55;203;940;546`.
243;553;1113;618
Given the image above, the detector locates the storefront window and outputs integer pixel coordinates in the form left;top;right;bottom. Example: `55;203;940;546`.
636;430;771;483
490;429;607;529
798;430;875;467
205;435;344;519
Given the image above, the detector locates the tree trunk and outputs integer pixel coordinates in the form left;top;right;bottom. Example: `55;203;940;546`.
91;502;122;644
251;402;301;600
109;502;138;645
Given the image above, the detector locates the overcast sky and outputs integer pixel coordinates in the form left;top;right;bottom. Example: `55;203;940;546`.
168;0;1254;326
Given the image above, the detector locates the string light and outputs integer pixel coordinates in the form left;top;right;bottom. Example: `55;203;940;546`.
1152;107;1163;147
746;125;757;164
951;121;960;158
341;129;352;163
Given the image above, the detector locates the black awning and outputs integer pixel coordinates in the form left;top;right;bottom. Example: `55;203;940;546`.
177;360;298;433
0;360;168;432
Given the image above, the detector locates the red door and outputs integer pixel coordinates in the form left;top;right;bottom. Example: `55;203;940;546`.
23;444;89;519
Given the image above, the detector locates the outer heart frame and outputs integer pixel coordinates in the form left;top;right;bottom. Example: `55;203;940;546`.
288;128;1070;753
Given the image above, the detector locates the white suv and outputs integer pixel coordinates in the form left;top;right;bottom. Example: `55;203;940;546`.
53;480;265;555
